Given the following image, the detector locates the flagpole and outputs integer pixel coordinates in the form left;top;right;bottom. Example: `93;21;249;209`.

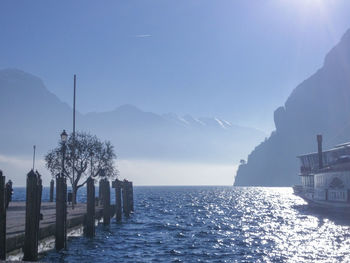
72;74;76;208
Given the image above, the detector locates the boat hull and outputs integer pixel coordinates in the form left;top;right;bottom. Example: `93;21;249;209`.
294;190;350;213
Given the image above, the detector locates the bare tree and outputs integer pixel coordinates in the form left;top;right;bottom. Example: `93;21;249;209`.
45;132;118;204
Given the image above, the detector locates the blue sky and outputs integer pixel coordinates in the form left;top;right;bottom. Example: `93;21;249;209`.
1;0;350;132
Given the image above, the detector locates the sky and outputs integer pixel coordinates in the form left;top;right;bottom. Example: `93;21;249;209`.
1;1;350;186
1;0;350;133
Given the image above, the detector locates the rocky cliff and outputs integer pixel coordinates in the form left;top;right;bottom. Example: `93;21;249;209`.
234;29;350;186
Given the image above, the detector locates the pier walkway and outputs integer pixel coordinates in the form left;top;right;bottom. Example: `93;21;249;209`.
5;202;104;254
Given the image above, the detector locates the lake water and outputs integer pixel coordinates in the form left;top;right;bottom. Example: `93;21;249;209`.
11;186;350;262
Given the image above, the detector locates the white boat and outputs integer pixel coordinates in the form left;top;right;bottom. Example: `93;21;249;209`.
293;135;350;212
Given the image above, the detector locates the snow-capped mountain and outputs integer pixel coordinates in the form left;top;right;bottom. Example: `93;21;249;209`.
0;69;266;164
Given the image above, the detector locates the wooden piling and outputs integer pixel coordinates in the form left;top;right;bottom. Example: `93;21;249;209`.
85;177;95;237
35;171;43;255
23;170;42;261
55;177;67;251
103;180;111;225
114;179;122;222
0;171;6;260
23;170;37;261
122;180;130;217
129;181;134;212
50;179;54;202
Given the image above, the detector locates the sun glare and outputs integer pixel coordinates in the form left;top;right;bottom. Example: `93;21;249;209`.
305;0;327;10
281;0;329;24
283;0;326;12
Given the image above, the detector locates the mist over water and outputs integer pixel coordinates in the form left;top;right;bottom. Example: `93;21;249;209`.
1;156;237;186
12;186;350;262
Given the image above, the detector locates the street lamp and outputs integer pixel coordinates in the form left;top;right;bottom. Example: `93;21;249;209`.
61;130;68;143
60;130;68;178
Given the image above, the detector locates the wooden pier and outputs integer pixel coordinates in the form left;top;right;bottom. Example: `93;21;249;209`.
0;170;134;261
5;202;105;254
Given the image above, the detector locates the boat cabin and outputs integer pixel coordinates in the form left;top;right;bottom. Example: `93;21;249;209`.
297;142;350;174
296;138;350;202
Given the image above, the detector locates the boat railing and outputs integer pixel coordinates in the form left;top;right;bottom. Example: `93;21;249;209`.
319;163;350;173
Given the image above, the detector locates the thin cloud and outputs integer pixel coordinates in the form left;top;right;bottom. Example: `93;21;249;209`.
134;34;152;38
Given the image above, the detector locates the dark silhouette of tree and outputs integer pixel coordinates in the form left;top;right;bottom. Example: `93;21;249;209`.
45;132;118;203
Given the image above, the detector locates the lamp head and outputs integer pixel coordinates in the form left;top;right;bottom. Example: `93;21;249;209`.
61;130;68;143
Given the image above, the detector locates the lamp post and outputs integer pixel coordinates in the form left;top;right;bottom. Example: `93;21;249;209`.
60;130;68;178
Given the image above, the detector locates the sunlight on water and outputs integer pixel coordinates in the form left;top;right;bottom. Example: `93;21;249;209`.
11;186;350;262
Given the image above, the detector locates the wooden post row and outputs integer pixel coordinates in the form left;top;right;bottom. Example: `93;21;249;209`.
0;171;6;260
23;170;42;262
85;177;95;237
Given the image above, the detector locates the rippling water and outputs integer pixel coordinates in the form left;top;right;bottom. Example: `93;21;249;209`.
12;186;350;262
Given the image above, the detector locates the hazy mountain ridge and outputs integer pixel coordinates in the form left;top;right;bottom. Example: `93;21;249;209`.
234;29;350;186
0;69;265;164
0;69;75;155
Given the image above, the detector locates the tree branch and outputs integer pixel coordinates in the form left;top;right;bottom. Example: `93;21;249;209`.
77;177;89;189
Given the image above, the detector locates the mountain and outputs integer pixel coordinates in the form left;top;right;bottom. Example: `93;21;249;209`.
0;69;75;155
0;69;265;164
234;29;350;186
81;106;266;163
